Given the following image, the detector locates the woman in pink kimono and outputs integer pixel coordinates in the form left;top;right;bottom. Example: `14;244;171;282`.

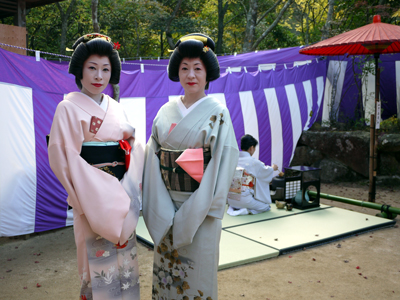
48;33;143;300
142;33;239;299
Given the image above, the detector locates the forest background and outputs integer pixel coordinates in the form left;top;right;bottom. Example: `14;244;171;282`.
1;0;399;60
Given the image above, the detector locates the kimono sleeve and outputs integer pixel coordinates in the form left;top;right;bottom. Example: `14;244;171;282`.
254;161;274;203
142;115;176;246
48;101;133;245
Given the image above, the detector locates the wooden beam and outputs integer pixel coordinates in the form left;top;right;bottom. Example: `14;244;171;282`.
0;7;16;12
1;0;17;4
1;4;17;10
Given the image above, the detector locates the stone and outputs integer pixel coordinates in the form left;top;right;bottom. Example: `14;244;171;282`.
299;131;370;177
379;153;400;176
290;146;324;166
312;158;362;183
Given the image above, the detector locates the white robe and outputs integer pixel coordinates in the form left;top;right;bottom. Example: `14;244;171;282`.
227;151;274;215
142;96;239;299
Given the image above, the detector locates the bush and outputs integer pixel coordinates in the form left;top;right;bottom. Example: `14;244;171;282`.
380;115;400;133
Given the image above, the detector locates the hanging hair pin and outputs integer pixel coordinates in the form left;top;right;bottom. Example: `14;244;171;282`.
113;42;121;50
203;45;210;53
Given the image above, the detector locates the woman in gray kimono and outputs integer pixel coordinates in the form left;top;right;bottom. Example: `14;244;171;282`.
142;33;239;299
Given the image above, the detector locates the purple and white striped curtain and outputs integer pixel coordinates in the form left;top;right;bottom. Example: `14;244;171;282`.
2;46;397;237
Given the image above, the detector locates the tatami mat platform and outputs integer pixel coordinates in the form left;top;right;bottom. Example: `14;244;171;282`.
136;204;396;270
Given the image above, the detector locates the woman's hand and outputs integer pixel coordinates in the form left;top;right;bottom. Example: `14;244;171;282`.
272;164;279;171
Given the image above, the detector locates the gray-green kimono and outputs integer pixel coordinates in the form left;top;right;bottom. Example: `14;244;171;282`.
142;96;239;300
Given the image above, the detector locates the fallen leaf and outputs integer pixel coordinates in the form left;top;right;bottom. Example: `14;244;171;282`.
274;238;278;241
34;261;39;263
370;236;373;238
358;273;362;276
240;294;245;297
364;276;368;279
356;266;360;269
23;287;27;289
312;258;316;261
15;247;18;249
344;260;349;263
7;258;12;261
54;270;57;272
288;256;292;258
0;277;5;279
366;218;368;221
336;244;341;248
317;281;321;283
36;283;41;288
315;234;319;236
6;270;12;273
288;281;292;284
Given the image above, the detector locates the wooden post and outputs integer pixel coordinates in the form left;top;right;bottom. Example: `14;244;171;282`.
369;114;375;202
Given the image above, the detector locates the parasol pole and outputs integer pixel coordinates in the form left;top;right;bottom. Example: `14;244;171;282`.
368;52;380;203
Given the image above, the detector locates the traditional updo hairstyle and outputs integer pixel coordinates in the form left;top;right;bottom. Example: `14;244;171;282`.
241;134;258;151
168;33;220;90
68;33;121;90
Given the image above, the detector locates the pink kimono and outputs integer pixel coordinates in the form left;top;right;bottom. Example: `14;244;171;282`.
48;92;143;300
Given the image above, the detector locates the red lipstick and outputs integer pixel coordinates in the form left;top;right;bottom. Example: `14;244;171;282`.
92;83;102;87
187;82;196;86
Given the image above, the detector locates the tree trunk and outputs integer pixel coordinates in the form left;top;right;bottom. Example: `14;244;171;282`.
216;0;229;54
135;18;140;56
165;0;183;49
321;0;335;40
91;0;100;33
251;0;293;51
56;0;77;55
243;0;258;53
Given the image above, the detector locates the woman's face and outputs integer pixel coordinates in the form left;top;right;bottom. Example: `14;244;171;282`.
80;54;111;98
178;57;207;95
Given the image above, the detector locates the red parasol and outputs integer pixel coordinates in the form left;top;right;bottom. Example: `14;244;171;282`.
299;15;400;202
299;15;400;56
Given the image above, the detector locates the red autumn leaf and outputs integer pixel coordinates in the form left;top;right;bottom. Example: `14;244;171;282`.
317;281;321;283
7;258;12;261
15;247;18;249
6;270;12;273
34;261;39;263
288;256;292;258
23;287;27;289
288;281;292;284
364;276;368;279
36;283;41;288
356;266;360;269
358;273;362;275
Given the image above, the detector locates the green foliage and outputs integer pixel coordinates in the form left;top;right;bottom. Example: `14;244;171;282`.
6;0;399;58
380;116;400;133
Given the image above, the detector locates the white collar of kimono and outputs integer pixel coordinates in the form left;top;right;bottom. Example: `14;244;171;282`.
177;95;208;117
239;151;252;158
79;92;109;112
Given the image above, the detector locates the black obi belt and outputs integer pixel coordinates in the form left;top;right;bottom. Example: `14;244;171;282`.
80;142;126;181
158;148;211;192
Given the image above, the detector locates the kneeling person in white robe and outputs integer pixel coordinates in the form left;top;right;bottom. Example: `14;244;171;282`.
227;134;278;215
